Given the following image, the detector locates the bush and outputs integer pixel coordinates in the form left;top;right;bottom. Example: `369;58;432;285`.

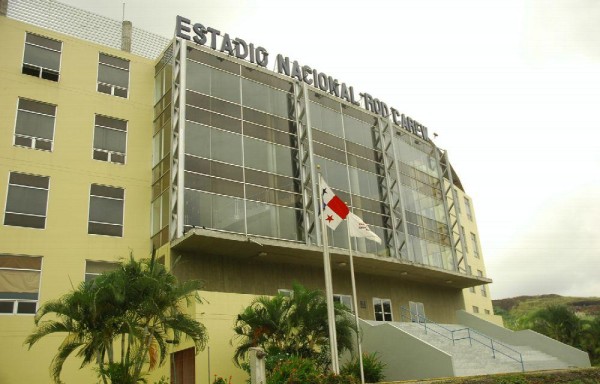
341;352;386;383
267;355;321;384
266;356;359;384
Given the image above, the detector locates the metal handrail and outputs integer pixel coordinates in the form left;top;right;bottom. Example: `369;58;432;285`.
399;306;524;372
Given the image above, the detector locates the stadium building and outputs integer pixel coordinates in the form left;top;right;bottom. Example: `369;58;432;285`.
1;1;588;383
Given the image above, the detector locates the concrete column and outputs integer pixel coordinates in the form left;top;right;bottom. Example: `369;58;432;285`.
1;0;8;17
249;347;266;384
121;20;132;52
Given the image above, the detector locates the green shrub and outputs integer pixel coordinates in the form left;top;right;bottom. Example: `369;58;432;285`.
495;375;528;384
213;374;232;384
267;355;321;384
341;352;386;383
266;356;359;384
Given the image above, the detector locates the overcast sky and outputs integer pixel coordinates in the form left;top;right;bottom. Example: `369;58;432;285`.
60;0;600;299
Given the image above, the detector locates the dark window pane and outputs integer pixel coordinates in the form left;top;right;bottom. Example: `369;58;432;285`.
187;48;240;74
23;44;60;71
90;185;124;199
9;172;49;189
114;88;128;98
98;64;129;88
96;115;127;131
98;83;112;94
35;140;52;151
41;70;59;81
17;302;37;314
0;302;14;313
14;136;32;147
93;150;109;161
99;53;129;70
89;196;124;225
18;99;56;116
26;34;62;51
88;222;123;237
3;213;46;229
22;64;40;77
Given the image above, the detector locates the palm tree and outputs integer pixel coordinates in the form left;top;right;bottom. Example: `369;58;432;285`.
25;254;208;383
232;283;357;369
581;315;600;365
527;305;583;347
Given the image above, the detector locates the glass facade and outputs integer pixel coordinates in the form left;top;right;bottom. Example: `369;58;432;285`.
182;48;302;241
158;43;464;274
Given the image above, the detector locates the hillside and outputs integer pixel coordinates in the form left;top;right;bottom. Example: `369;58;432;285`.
493;294;600;321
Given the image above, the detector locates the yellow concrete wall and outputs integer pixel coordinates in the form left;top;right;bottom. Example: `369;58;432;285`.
452;186;502;324
0;17;155;383
193;291;257;384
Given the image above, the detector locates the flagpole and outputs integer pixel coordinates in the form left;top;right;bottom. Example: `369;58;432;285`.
317;169;340;374
346;208;365;384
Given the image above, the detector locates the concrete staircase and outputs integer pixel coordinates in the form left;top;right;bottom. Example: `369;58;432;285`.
388;321;571;376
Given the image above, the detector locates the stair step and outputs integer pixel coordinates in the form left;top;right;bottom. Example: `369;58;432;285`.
387;321;571;376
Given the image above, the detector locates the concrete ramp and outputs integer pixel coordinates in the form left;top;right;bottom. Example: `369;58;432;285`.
359;316;586;381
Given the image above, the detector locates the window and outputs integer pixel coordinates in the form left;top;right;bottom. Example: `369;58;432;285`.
22;33;61;81
477;270;487;297
0;255;42;314
85;260;119;282
333;294;353;311
467;266;476;293
93;115;127;164
4;172;49;229
464;197;472;220
88;184;124;237
484;309;491;315
472;305;480;314
461;226;468;252
373;298;392;321
409;301;426;323
277;289;292;297
14;98;56;151
471;232;480;258
97;53;130;98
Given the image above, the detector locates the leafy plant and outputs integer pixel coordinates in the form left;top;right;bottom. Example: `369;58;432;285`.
232;283;357;370
266;356;359;384
213;374;232;384
25;253;208;383
341;351;386;383
494;375;527;384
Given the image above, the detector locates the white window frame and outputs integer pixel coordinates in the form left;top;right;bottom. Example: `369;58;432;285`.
333;294;353;311
13;98;57;152
21;32;62;81
84;260;119;282
467;266;476;293
277;288;292;297
477;270;487;296
471;232;480;258
3;172;50;229
87;184;125;237
93;114;128;164
464;197;473;221
0;255;43;315
97;53;130;98
373;297;392;322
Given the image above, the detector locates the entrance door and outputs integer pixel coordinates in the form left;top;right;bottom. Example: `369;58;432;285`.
171;347;195;384
409;301;425;323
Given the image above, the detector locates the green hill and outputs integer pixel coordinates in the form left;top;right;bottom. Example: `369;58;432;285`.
493;294;600;328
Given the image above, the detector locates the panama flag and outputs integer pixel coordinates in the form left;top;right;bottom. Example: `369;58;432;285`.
347;212;382;244
320;177;349;230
